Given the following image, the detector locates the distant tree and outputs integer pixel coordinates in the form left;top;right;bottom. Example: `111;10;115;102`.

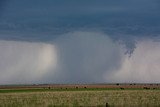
116;83;119;86
143;87;150;90
120;87;124;90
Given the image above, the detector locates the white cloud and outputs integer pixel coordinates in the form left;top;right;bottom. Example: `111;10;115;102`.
111;40;160;83
0;40;57;84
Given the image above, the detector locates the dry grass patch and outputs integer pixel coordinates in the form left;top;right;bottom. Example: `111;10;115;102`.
0;90;160;107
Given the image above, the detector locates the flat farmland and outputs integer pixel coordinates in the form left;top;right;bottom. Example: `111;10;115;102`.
0;84;160;107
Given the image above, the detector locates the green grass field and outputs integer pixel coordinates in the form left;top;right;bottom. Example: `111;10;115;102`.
0;88;160;107
0;88;147;93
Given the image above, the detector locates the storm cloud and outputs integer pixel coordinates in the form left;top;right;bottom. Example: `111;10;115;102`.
1;32;160;84
0;0;160;84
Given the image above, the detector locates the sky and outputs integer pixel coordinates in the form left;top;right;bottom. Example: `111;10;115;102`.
0;0;160;84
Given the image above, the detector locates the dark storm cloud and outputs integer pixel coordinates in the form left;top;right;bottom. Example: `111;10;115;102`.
0;0;8;13
0;0;159;53
0;0;160;39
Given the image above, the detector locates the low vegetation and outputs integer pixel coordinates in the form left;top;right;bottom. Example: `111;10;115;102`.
0;89;160;107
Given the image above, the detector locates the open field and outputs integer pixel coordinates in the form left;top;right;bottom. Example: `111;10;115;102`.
0;84;160;107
